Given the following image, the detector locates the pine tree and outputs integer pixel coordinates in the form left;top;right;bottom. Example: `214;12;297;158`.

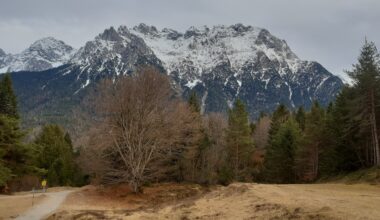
264;119;303;183
295;106;306;131
176;92;204;182
268;104;290;137
0;74;19;119
331;87;363;171
0;115;30;185
34;125;78;186
318;102;340;176
347;40;380;166
295;101;325;181
226;99;254;181
188;91;201;113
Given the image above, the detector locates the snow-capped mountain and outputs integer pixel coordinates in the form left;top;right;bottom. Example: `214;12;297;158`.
130;24;342;114
0;37;76;73
62;24;342;116
7;23;343;125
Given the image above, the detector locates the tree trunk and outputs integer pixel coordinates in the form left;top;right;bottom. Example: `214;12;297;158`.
235;144;239;180
130;180;141;193
370;89;380;166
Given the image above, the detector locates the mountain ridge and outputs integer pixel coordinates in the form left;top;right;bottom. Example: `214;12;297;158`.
1;23;343;125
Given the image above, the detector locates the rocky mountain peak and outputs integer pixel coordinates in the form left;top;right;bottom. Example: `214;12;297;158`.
3;23;343;120
29;37;72;50
133;23;158;36
230;23;254;33
0;48;6;57
0;37;75;73
25;37;75;61
98;26;123;42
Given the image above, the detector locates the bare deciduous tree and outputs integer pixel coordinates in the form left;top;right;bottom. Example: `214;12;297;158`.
197;113;228;184
88;68;199;192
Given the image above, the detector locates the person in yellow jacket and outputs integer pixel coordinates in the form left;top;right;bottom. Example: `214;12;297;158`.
41;179;47;192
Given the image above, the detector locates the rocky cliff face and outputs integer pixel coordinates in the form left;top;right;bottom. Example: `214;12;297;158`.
4;23;343;124
67;23;342;117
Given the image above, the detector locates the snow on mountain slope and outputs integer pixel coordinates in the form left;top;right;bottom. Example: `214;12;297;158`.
68;26;162;89
0;37;76;73
128;24;342;115
7;23;343;121
131;24;303;80
62;23;342;117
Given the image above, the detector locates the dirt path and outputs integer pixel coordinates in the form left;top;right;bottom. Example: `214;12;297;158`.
15;190;73;220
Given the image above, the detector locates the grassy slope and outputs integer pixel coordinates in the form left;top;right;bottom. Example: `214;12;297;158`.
319;167;380;184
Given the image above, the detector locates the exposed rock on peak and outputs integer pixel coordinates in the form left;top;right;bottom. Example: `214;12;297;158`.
0;48;6;57
98;27;123;42
68;24;343;117
0;37;75;72
4;24;343;122
133;23;158;36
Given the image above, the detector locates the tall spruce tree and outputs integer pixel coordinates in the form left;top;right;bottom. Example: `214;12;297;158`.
332;87;363;171
347;40;380;166
0;75;32;187
295;102;325;181
226;99;254;181
34;125;77;186
188;91;201;113
264;119;303;183
0;74;19;119
267;104;290;149
178;92;204;182
295;106;306;131
318;102;340;176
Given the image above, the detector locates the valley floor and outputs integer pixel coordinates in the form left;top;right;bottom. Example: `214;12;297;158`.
2;183;380;220
50;183;380;220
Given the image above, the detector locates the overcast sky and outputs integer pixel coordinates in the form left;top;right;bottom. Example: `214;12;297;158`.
1;0;379;80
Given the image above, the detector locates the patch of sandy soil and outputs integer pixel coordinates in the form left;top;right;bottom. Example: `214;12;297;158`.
0;194;47;219
48;183;380;220
48;183;209;219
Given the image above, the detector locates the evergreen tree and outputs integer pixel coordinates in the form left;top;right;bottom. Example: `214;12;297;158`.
226;99;254;181
318;102;340;176
264;119;303;183
295;106;306;131
34;125;79;186
0;115;31;186
188;91;201;113
176;91;204;182
295;102;325;181
0;74;19;119
330;87;363;171
0;75;37;187
268;104;290;138
347;40;380;166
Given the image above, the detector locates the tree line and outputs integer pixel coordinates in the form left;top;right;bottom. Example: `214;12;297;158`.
79;41;380;192
1;40;379;193
0;74;85;192
262;41;380;182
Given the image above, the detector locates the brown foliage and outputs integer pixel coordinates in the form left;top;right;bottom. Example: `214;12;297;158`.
198;113;228;184
82;68;200;192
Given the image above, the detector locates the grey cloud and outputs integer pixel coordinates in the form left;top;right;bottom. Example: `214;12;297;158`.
1;0;380;80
